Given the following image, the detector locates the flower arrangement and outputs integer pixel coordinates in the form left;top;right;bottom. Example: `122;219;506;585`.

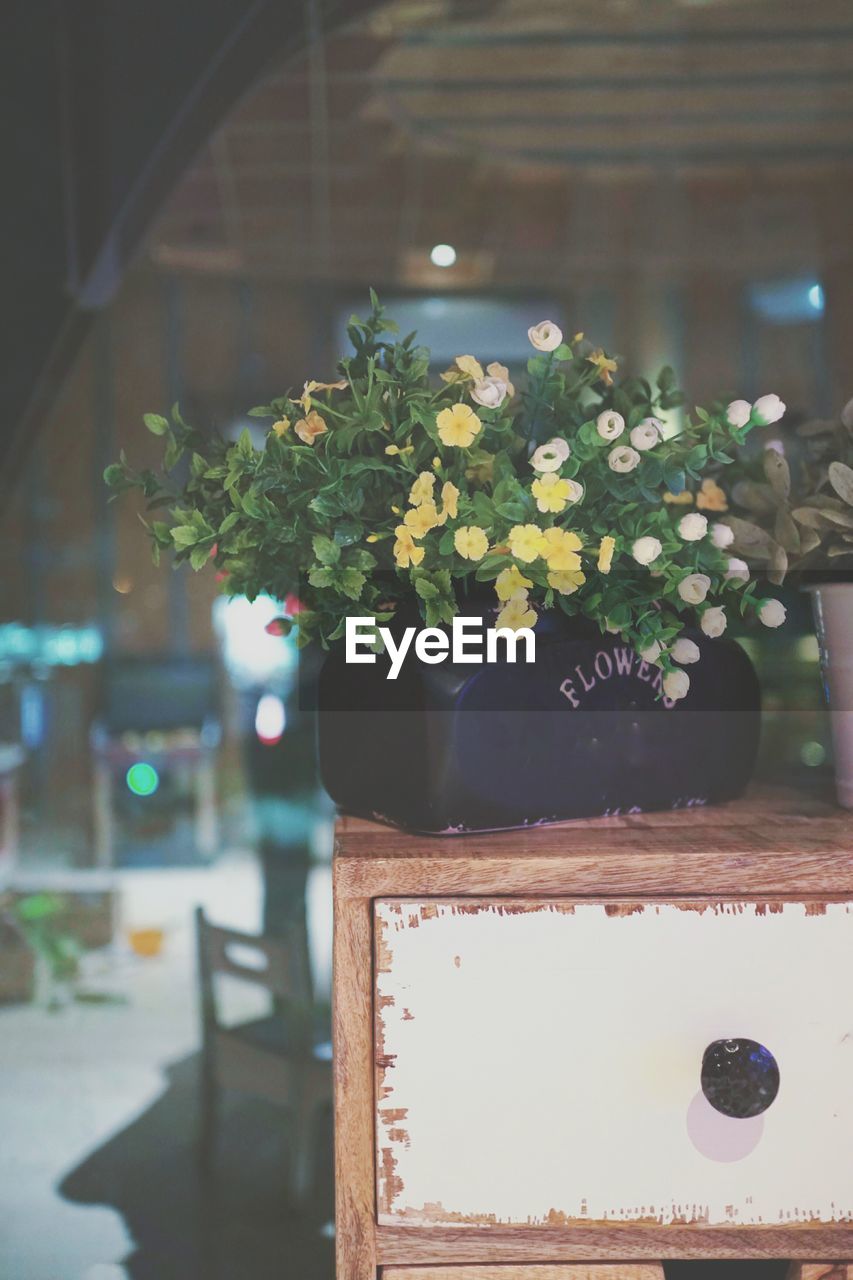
106;292;787;701
725;398;853;577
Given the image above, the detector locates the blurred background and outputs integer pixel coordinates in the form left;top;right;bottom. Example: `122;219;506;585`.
0;0;849;1276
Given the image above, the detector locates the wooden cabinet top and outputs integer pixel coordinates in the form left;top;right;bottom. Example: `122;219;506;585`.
332;784;853;899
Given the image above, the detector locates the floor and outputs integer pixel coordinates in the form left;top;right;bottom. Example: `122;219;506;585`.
0;851;792;1280
0;850;334;1280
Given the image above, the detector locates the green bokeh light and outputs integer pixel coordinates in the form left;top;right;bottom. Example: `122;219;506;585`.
126;761;160;797
800;740;826;768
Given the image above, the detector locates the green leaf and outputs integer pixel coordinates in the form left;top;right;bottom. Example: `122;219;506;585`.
171;525;199;547
190;544;211;570
312;534;340;566
219;511;241;534
103;464;126;486
163;434;182;471
338;569;366;600
144;413;169;436
308;567;334;590
348;549;377;571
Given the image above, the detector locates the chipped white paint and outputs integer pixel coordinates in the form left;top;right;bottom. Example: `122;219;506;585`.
374;899;853;1227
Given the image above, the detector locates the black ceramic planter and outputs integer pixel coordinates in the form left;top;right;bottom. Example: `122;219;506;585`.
318;607;761;834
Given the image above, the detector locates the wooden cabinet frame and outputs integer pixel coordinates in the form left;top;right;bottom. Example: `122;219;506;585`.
333;788;853;1280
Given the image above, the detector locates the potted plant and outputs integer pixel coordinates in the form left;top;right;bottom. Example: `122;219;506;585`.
725;400;853;809
107;294;786;831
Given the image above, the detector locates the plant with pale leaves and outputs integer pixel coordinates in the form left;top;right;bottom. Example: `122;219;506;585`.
727;397;853;577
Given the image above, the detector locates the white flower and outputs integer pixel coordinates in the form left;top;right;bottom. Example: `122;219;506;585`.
672;637;700;664
759;598;787;628
596;410;625;441
486;362;515;398
700;606;727;638
663;669;690;701
711;522;734;549
632;535;662;565
726;399;752;429
528;321;563;352
565;479;584;504
677;512;708;542
678;573;711;605
608;445;641;474
725;556;750;583
530;437;570;473
630;417;662;451
471;376;508;409
639;640;662;664
752;393;786;426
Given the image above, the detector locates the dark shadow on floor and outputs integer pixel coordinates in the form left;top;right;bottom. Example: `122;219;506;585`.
58;1059;791;1280
59;1052;334;1280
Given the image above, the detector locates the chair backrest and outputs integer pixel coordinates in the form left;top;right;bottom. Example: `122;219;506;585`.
195;907;313;1032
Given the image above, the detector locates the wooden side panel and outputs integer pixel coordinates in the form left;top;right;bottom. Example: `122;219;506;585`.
375;899;853;1229
335;889;377;1280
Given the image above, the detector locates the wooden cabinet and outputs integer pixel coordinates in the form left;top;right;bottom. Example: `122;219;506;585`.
333;788;853;1279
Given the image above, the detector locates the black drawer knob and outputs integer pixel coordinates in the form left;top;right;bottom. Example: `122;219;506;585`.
701;1038;780;1119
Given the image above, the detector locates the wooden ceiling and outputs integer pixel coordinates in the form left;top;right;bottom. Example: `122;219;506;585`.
148;0;853;286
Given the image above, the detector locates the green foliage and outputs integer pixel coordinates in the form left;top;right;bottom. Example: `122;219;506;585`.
107;295;777;669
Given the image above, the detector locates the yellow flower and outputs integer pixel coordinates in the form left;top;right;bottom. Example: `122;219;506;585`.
486;362;515;398
495;564;533;601
393;526;424;568
454;526;489;561
496;595;537;631
404;502;442;538
457;355;484;380
272;419;289;437
548;569;586;595
597;534;616;574
572;332;585;344
293;378;347;413
440;481;459;520
439;355;484;384
532;472;573;514
385;443;414;456
663;488;694;506
696;477;729;512
432;456;441;470
409;471;436;506
437;403;482;447
294;409;328;444
366;534;379;543
587;349;618;386
508;523;547;563
542;526;582;571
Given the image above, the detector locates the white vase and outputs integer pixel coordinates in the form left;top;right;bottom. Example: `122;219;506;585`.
808;582;853;809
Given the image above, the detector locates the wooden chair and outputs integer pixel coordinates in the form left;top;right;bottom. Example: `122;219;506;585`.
195;906;332;1202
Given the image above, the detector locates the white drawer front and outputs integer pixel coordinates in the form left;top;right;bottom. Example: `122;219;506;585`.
375;899;853;1228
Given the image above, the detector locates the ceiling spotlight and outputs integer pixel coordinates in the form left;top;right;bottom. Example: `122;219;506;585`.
430;243;457;268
